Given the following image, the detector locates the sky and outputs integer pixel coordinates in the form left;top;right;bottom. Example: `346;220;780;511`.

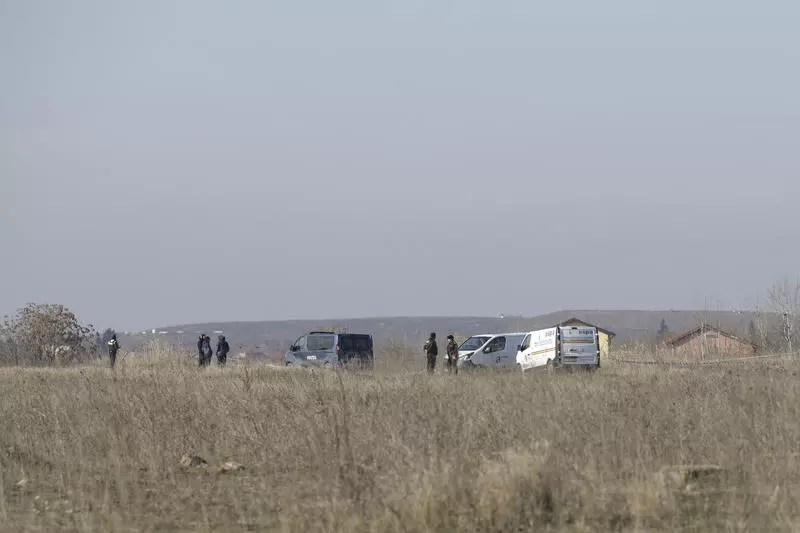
1;0;798;331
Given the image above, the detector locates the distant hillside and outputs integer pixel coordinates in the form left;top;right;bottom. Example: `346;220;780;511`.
118;309;764;354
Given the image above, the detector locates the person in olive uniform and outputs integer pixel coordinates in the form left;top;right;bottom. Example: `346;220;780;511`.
423;332;438;374
445;334;459;374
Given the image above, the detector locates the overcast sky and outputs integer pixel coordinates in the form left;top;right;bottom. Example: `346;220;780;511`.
1;0;798;331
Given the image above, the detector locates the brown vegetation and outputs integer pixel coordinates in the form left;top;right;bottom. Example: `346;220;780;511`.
1;304;97;366
1;342;799;532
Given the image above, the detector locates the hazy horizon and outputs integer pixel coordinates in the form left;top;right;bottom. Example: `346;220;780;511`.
2;1;798;332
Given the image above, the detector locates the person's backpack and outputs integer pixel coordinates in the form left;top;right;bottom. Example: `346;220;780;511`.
424;339;437;356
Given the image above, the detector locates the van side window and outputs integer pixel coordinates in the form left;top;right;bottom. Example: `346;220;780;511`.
293;336;307;350
307;335;336;351
486;336;506;353
340;335;372;352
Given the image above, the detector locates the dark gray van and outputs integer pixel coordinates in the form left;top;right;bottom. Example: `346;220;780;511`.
284;332;374;370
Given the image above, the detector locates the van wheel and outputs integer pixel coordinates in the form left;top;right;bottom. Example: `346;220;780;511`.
545;359;553;372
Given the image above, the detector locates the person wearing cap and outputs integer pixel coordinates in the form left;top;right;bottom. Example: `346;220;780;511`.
445;334;459;374
423;332;438;374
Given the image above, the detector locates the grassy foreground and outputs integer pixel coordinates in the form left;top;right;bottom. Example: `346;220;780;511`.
1;345;799;532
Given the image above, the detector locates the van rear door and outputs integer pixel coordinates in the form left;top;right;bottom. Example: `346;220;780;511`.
559;326;599;365
338;334;373;366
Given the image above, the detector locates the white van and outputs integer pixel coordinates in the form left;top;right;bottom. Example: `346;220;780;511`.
457;332;527;369
516;326;600;371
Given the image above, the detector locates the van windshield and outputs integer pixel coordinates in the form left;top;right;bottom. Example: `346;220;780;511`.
459;336;491;352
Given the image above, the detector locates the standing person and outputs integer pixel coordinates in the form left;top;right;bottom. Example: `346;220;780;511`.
446;334;459;375
197;335;206;367
216;335;230;366
423;332;438;374
202;335;214;366
199;334;213;367
107;334;120;368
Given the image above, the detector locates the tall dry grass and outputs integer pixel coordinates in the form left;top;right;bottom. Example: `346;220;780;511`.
1;341;799;532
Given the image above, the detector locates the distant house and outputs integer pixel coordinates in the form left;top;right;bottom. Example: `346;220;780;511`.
667;324;756;359
551;317;616;360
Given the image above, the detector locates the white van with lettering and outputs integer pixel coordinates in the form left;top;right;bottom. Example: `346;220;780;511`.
516;326;600;371
457;332;527;370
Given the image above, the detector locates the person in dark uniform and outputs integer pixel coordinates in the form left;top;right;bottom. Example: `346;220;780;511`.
423;332;438;374
445;334;459;375
199;334;213;367
107;334;120;368
197;335;206;366
216;335;230;365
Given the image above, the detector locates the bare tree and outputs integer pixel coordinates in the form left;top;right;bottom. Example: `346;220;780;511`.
1;304;97;366
0;338;11;365
692;304;718;358
750;297;776;353
767;277;800;353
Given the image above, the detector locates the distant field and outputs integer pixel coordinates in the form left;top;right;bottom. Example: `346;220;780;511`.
1;344;798;532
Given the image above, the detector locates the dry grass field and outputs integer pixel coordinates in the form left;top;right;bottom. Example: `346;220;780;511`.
1;343;799;532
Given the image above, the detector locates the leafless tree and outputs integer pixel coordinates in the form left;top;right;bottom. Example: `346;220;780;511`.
1;304;97;366
750;298;772;353
767;277;800;353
